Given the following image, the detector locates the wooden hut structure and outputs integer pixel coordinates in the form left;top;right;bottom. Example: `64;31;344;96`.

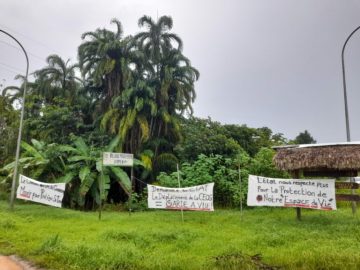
273;142;360;219
273;142;360;177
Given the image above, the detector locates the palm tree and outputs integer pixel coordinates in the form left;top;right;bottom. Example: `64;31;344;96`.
146;49;199;153
78;19;141;113
101;79;157;154
1;75;36;105
159;48;199;115
135;15;183;77
134;15;199;160
34;54;81;104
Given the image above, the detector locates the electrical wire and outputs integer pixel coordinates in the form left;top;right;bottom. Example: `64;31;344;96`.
0;61;24;74
0;39;46;63
0;65;19;75
0;23;60;54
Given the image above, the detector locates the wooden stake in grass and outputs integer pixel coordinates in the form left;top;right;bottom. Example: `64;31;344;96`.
177;163;184;223
99;158;103;221
350;176;357;215
291;170;301;221
238;163;243;218
129;167;134;216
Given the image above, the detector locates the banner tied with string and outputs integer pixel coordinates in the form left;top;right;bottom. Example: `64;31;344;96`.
147;183;214;211
17;174;66;208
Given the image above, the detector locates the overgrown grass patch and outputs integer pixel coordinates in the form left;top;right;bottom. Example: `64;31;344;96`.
0;200;360;269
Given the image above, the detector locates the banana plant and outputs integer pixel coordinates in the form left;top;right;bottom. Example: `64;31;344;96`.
57;136;141;208
1;139;66;182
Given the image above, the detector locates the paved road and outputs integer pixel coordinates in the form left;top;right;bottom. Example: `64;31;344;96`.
0;255;41;270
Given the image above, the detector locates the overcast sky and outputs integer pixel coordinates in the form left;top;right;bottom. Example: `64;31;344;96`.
1;0;360;143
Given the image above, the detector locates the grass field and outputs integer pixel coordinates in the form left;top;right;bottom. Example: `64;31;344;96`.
1;201;360;270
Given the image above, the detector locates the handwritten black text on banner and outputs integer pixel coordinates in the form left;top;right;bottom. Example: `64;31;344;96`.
16;175;66;208
247;175;336;210
147;183;214;211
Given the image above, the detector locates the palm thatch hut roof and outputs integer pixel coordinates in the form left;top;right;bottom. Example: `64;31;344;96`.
273;142;360;177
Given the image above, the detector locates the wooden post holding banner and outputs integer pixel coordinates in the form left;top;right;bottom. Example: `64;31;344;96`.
290;170;301;221
99;160;103;220
238;163;243;218
351;177;357;215
177;164;184;223
129;167;134;216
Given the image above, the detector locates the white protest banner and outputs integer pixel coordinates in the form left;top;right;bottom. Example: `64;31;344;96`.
147;183;214;211
247;175;336;210
103;152;133;167
16;174;66;208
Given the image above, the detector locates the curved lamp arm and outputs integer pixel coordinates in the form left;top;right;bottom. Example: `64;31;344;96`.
341;26;360;142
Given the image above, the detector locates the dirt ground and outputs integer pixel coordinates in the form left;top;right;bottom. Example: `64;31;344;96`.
0;255;42;270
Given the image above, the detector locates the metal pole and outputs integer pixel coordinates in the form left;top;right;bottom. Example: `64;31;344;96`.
177;164;184;222
0;30;29;210
341;26;360;142
341;26;360;215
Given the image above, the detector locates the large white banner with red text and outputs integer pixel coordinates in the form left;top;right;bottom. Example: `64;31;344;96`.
247;175;336;210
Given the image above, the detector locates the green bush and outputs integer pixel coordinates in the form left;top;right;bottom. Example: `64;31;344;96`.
157;149;288;208
157;154;248;207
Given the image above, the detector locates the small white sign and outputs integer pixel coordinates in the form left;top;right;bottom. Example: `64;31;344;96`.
16;175;66;208
103;152;134;167
147;183;214;211
247;175;336;210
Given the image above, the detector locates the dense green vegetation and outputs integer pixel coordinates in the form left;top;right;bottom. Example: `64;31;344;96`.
0;15;314;210
0;201;360;270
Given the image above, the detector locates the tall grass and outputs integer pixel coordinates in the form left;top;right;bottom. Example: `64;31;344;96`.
0;200;360;269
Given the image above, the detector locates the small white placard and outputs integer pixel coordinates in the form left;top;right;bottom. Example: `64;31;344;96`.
103;152;134;167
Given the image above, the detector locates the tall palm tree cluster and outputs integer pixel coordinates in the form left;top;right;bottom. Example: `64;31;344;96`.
1;16;199;209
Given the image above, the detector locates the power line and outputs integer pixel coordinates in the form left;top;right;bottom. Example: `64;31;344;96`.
0;23;59;54
0;61;24;74
0;39;46;64
0;65;19;75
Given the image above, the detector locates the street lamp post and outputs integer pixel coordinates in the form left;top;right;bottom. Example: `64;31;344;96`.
341;26;360;142
341;26;360;215
0;30;29;210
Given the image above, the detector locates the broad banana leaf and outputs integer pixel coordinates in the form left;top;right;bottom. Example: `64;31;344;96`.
79;166;91;182
99;174;110;200
20;141;43;159
57;145;78;153
0;157;33;171
68;156;94;162
73;137;89;156
56;172;75;183
110;166;131;195
30;139;45;151
105;136;121;152
79;172;96;196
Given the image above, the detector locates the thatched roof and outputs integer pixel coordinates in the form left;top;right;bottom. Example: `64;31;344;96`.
273;142;360;173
